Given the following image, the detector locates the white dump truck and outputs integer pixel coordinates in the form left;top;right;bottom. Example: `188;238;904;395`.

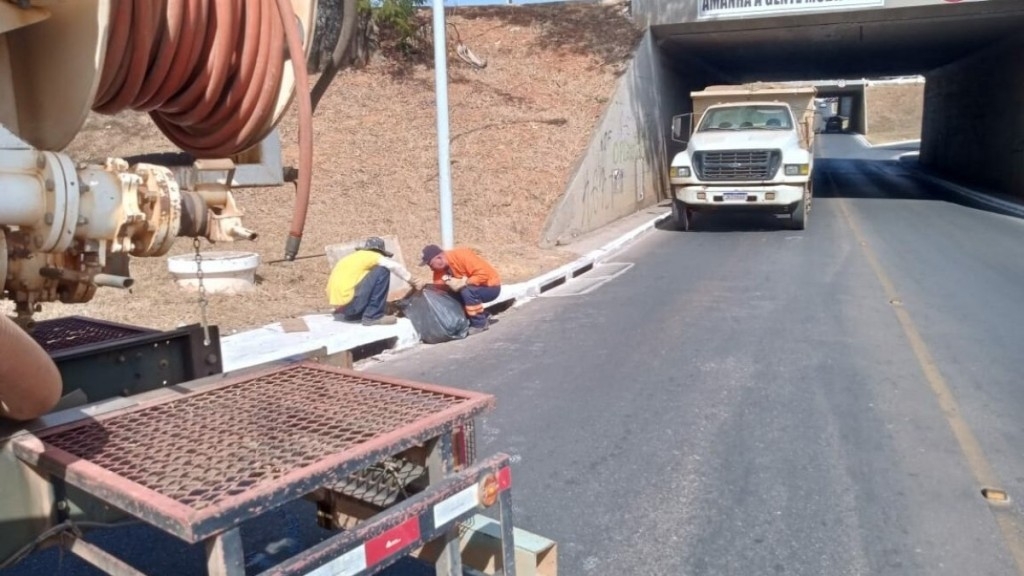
668;85;817;231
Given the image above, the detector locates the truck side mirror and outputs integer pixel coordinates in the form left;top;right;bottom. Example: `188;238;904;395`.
671;114;691;144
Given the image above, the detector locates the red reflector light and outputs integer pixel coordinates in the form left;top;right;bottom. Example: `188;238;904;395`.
454;426;468;469
365;516;420;565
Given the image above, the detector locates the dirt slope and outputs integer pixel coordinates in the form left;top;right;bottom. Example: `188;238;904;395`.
19;4;639;333
864;83;924;144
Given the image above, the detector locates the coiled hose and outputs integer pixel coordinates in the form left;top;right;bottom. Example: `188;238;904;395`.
92;0;313;260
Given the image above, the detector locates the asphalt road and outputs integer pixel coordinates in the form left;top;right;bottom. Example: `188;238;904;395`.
7;134;1024;575
365;134;1024;575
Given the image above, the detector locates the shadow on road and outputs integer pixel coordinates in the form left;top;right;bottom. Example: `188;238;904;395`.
815;157;1024;221
655;211;796;233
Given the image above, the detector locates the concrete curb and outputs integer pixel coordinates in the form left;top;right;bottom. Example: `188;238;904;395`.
220;210;670;371
853;134;921;149
220;315;422;372
505;210;671;305
874;139;921;148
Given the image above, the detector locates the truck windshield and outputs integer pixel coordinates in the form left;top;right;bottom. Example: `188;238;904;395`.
697;105;793;131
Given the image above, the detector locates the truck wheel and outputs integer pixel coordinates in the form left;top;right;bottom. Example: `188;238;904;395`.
672;200;692;231
791;197;808;230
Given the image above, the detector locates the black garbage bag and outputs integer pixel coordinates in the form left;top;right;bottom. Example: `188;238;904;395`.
396;287;469;344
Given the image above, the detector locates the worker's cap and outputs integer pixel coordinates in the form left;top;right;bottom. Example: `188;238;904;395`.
358;236;393;258
420;244;444;266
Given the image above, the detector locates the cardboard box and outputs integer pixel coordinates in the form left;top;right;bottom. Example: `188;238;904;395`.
420;514;557;576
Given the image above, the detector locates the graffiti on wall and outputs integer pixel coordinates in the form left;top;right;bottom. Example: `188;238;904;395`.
611;137;646;164
544;65;667;246
574;100;655;231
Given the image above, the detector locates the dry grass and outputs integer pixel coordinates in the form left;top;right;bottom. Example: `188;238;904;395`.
864;83;924;145
16;5;639;334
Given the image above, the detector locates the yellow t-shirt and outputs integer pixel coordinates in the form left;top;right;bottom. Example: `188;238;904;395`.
326;250;383;306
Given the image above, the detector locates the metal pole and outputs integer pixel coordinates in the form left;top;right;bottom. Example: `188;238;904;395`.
432;0;454;249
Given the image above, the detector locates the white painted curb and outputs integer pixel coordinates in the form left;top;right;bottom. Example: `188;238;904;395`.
854;134;922;149
875;139;921;148
504;210;671;307
220;209;671;370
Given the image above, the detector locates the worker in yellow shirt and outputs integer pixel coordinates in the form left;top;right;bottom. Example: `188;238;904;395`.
420;244;502;334
327;237;423;326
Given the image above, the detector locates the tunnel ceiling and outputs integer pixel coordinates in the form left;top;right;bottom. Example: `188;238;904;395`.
653;0;1024;82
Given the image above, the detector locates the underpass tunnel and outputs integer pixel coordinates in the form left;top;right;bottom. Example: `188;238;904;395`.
642;0;1024;199
812;86;866;134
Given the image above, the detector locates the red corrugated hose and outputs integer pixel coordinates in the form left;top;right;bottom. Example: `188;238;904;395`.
93;0;314;260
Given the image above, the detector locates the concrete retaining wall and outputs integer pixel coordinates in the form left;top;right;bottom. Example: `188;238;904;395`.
921;34;1024;196
540;31;666;247
633;0;698;26
540;30;725;247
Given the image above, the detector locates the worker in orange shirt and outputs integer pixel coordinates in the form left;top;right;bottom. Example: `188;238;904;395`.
420;244;501;334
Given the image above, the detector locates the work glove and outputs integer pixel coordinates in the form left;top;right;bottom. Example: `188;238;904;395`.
444;276;468;291
409;277;426;291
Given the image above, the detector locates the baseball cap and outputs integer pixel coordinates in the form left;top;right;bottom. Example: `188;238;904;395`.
358;236;393;258
420;244;443;265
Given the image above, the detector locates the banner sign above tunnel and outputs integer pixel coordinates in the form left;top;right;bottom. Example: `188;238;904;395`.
698;0;884;20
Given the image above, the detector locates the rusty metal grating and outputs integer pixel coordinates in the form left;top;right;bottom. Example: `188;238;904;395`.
33;364;485;516
334;458;427;508
30;316;153;352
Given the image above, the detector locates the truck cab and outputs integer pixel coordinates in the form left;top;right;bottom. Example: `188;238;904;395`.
668;86;816;231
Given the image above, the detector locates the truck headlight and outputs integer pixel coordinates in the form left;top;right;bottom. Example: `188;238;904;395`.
784;164;810;176
671;167;691;178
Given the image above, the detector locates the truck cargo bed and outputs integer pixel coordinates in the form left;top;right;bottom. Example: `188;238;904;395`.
13;362;493;544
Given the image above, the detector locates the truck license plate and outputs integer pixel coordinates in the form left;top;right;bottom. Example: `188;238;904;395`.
723;192;747;201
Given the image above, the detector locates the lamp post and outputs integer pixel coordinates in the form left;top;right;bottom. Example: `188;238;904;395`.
431;0;455;249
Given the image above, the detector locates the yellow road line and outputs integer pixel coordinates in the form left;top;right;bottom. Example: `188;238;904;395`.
830;172;1024;573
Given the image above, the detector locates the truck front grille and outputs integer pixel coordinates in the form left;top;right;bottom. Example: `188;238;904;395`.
695;149;780;181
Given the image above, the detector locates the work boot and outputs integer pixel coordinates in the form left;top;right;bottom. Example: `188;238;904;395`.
362;315;398;326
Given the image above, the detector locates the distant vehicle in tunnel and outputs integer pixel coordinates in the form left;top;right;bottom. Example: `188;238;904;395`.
825;115;845;133
668;85;817;231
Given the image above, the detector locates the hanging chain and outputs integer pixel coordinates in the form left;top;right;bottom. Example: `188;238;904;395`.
193;238;211;346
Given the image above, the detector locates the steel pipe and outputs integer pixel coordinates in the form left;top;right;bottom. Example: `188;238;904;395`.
0;173;45;226
92;274;134;289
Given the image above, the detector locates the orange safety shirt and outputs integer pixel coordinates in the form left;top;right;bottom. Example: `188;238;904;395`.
432;247;501;287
